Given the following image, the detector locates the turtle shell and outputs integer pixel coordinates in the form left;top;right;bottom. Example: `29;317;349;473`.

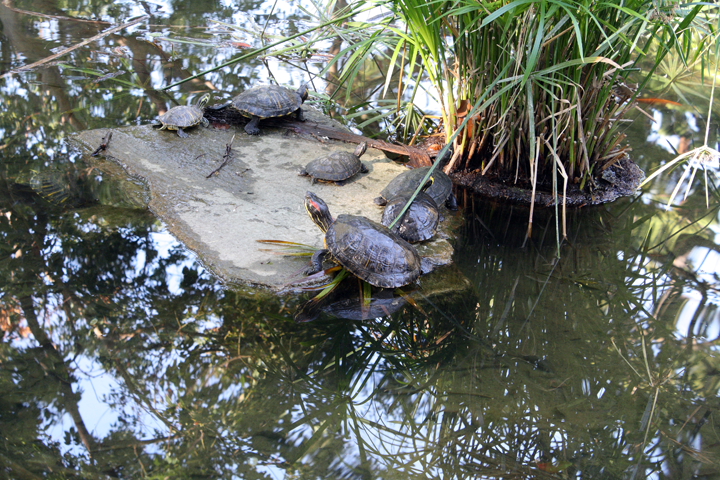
231;84;305;119
376;166;455;208
301;143;368;183
327;214;421;289
157;93;209;130
381;192;440;243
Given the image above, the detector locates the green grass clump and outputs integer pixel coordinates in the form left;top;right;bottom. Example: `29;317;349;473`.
328;0;712;191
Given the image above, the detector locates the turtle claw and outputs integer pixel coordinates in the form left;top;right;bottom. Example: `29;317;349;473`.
176;128;189;138
244;116;261;135
304;249;329;276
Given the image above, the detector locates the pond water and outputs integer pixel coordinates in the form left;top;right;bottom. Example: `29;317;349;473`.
1;1;719;479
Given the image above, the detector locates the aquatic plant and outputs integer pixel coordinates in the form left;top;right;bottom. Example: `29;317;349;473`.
316;0;714;198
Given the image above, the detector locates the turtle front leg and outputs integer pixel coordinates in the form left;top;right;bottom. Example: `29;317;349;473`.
244;116;261;135
304;249;330;275
176;128;189;138
295;108;305;122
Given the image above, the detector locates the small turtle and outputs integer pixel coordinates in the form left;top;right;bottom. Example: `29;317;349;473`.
299;142;369;184
304;191;422;289
230;84;308;135
155;93;210;138
381;183;441;243
375;166;458;210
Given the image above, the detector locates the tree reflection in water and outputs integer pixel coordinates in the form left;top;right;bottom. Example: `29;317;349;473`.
1;171;719;478
0;0;719;478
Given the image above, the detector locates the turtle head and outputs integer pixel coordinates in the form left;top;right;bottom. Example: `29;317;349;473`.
305;191;333;233
195;93;211;108
297;83;309;103
354;142;368;158
421;176;434;192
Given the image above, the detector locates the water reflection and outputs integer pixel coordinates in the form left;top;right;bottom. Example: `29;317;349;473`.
2;176;719;477
1;0;720;478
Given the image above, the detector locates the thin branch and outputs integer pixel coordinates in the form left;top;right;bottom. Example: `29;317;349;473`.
206;135;236;178
91;131;113;156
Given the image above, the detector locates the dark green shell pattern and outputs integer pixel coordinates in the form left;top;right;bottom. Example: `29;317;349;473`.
157;93;210;130
326;214;422;288
231;84;304;119
378;166;453;207
301;143;368;183
381;192;440;243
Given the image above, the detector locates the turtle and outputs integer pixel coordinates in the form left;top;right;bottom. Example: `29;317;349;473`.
374;166;458;210
381;185;441;243
304;191;422;289
155;93;210;138
299;142;369;184
229;84;308;135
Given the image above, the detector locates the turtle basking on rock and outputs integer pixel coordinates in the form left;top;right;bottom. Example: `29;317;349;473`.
155;93;210;138
226;84;308;135
304;191;422;289
375;166;458;210
299;142;368;184
381;180;441;243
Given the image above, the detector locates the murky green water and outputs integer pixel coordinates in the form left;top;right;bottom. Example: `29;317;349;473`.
1;1;719;478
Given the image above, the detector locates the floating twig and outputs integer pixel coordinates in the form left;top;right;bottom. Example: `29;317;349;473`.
206;134;236;178
1;15;149;79
91;131;113;156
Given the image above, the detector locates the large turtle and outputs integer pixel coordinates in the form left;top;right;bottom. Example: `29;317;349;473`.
299;142;368;184
155;93;210;138
304;191;422;289
381;184;441;243
375;166;458;210
230;84;308;135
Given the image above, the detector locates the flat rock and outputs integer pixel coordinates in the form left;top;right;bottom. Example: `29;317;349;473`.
71;110;456;289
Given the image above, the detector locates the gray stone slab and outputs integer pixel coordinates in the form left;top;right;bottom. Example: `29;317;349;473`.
72;110;455;289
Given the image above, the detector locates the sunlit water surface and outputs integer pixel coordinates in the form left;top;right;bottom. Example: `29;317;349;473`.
1;0;719;478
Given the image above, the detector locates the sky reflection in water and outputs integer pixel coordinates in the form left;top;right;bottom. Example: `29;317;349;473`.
0;0;719;478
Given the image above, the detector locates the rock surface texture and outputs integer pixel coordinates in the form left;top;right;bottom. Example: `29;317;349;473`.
72;109;455;289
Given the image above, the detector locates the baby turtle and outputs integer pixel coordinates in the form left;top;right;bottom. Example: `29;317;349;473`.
299;142;368;184
230;84;308;135
375;166;458;210
155;93;210;138
304;191;422;289
381;185;441;243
